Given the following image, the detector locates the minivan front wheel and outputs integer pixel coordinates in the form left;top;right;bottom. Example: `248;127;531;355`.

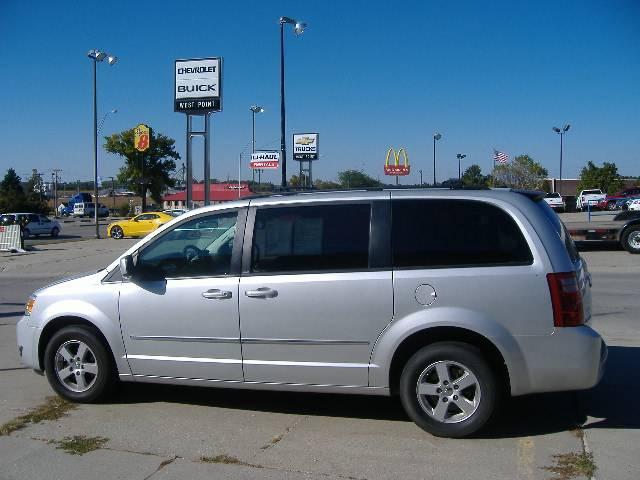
399;342;498;438
44;326;115;402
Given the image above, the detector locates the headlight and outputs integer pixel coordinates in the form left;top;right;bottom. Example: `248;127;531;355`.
25;296;36;316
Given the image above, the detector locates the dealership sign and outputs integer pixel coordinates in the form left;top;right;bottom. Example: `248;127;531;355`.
174;57;222;113
293;133;319;161
250;151;280;170
384;147;410;176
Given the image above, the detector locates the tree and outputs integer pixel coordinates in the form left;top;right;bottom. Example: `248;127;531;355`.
461;164;488;186
577;161;624;194
491;155;548;190
104;128;179;210
0;168;27;212
337;170;382;188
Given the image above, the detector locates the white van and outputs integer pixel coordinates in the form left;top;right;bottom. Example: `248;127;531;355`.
73;202;109;217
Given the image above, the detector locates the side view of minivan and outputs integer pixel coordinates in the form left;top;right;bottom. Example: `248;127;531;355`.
16;189;606;437
73;202;109;218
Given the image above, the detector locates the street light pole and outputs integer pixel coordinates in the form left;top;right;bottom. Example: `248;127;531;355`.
87;49;117;239
433;132;442;185
250;105;264;185
279;16;306;190
457;153;466;180
552;124;571;195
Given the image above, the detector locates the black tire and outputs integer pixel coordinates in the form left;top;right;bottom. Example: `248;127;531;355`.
51;227;59;237
44;325;116;403
110;226;124;239
399;342;499;438
621;226;640;254
607;201;617;211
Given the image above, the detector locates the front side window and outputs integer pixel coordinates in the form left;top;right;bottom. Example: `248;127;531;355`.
251;203;371;273
392;199;533;268
136;211;238;278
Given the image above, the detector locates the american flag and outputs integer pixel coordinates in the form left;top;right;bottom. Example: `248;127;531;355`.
493;149;509;164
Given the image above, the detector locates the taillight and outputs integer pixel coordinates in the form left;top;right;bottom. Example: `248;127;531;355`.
547;272;584;327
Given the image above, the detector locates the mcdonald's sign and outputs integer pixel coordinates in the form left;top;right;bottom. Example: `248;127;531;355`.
384;147;410;176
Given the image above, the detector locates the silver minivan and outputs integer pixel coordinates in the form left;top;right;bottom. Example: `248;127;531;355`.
16;189;606;437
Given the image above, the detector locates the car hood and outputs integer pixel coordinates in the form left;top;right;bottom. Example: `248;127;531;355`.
34;270;106;296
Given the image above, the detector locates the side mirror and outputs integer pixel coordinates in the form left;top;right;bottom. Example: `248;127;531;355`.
119;255;134;280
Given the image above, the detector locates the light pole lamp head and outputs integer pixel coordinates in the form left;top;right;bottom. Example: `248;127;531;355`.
433;132;442;141
250;105;264;113
563;124;571;132
294;21;307;35
88;49;107;61
107;55;118;65
552;127;562;133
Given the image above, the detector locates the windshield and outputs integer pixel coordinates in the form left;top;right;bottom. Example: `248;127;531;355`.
582;190;602;195
545;193;561;198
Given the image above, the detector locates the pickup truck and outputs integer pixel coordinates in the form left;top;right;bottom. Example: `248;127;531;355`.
576;189;606;211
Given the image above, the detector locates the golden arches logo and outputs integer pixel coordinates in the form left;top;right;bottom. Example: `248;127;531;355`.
384;147;410;176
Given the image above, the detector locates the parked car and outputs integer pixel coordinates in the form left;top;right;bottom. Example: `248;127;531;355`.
17;189;606;438
73;202;109;218
628;199;640;212
164;209;188;217
2;213;61;238
597;187;640;211
107;212;174;239
542;192;566;212
575;189;606;211
61;193;93;217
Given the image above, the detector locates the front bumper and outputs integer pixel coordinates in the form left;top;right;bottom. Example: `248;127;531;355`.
16;316;40;371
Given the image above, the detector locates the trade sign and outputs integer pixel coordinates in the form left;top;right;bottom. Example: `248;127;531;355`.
384;147;410;176
174;57;222;113
293;133;319;161
250;151;280;170
134;124;151;152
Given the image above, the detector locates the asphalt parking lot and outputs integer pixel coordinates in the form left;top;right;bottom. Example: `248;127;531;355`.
0;236;638;479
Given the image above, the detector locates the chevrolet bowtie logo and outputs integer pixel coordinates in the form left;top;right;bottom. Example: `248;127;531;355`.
295;136;315;145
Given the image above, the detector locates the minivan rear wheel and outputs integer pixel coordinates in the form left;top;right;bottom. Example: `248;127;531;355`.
399;342;498;438
44;326;116;403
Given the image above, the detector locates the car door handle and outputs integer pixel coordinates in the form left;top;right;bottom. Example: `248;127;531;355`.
201;289;232;300
245;287;278;299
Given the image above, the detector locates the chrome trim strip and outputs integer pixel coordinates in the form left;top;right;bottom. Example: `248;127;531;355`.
243;359;369;368
127;354;241;364
126;355;368;369
130;335;240;344
242;338;370;346
129;336;369;346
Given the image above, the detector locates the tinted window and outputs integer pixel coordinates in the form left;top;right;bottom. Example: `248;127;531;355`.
535;199;580;263
252;204;371;273
392;199;532;268
136;211;238;278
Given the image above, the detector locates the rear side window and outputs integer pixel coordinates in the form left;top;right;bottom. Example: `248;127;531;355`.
252;204;371;273
392;199;533;268
535;199;580;263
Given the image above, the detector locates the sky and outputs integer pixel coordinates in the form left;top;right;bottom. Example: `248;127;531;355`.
0;0;638;188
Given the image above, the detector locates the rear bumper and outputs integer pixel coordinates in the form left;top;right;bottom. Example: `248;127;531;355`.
513;326;607;396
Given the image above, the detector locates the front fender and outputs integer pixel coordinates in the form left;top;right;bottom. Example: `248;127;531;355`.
369;307;531;395
36;297;130;376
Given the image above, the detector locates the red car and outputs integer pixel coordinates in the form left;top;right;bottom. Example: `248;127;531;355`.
598;187;640;211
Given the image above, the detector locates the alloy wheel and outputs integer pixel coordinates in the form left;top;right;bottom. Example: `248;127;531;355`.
54;340;99;393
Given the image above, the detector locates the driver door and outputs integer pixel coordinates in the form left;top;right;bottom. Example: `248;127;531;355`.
118;208;246;381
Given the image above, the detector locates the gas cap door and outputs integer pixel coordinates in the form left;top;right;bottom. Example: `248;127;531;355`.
415;284;437;306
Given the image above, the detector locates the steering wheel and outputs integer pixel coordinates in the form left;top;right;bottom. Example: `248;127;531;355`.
183;245;204;264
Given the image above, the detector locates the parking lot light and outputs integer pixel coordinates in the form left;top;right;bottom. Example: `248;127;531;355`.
279;16;307;189
88;49;117;238
456;153;466;180
552;124;571;194
433;132;442;185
